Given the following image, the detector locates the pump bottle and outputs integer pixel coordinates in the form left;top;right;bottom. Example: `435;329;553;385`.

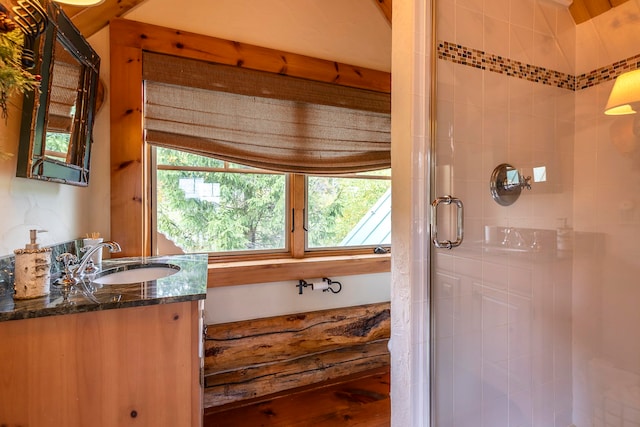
13;230;52;299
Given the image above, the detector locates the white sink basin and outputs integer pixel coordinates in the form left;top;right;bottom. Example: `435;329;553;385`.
92;263;180;285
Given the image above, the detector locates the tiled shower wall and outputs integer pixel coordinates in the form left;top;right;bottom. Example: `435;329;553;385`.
572;1;640;426
430;0;640;426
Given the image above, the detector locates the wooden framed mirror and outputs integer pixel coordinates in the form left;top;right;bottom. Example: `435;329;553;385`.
16;0;100;186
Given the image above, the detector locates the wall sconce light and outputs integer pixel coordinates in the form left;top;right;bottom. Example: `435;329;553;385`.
606;69;640;156
605;69;640;115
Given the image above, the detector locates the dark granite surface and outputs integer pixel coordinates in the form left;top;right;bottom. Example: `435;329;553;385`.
0;253;208;322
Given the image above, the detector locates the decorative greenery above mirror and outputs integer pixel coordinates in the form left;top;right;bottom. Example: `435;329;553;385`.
15;0;100;186
0;24;41;121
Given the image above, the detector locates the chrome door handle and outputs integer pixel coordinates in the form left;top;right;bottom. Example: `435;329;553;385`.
431;195;464;249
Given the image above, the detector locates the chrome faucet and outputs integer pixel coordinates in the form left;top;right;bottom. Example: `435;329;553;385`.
75;240;122;278
53;241;122;304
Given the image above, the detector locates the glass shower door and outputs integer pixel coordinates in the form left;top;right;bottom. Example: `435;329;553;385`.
427;0;640;425
430;1;575;425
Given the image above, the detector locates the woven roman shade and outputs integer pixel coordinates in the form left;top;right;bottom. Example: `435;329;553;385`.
47;58;81;133
142;52;390;174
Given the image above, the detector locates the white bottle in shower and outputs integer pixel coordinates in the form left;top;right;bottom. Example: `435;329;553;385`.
556;218;573;253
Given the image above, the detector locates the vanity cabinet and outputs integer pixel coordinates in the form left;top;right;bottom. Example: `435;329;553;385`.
0;300;203;427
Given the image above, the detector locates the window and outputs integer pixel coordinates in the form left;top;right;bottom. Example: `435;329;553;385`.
153;147;288;255
110;19;392;283
306;171;391;249
143;52;391;260
44;133;71;161
153;146;390;258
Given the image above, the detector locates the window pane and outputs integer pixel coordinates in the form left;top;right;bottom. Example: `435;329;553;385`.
157;147;225;168
307;175;391;249
155;148;287;254
45;132;70;161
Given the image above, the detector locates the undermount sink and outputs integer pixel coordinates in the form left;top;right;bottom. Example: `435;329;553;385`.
91;263;181;285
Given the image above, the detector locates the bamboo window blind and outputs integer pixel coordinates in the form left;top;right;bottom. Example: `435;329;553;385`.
142;52;390;174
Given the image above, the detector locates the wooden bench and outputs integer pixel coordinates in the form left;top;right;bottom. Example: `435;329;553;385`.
203;302;391;409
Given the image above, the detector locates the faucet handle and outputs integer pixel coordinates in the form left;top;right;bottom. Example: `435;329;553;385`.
54;253;80;302
56;253;79;273
83;259;98;274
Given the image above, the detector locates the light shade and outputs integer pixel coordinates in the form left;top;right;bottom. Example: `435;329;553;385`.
604;69;640;115
54;0;105;5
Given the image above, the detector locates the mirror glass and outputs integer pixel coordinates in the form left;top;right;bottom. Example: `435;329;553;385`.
45;39;79;162
16;1;100;186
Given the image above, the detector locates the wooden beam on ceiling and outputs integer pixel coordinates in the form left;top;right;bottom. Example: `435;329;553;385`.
61;0;148;38
373;0;391;26
569;0;631;24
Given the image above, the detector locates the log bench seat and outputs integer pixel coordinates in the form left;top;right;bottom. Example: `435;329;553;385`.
203;302;391;410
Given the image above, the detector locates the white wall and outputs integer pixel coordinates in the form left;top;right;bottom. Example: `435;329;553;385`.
204;273;390;324
0;96;92;256
124;0;391;72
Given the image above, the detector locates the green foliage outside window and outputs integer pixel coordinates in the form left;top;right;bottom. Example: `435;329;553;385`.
156;148;286;253
307;176;390;248
45;132;71;160
155;147;391;255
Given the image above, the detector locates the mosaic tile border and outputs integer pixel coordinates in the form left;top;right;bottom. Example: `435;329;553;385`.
576;53;640;90
438;41;575;90
438;40;640;92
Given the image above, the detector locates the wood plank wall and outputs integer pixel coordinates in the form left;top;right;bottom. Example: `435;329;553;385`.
203;302;391;409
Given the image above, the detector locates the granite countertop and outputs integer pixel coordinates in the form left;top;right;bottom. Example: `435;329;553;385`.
0;254;208;322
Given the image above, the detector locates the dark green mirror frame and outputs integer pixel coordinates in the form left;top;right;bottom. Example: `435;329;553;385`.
16;1;100;186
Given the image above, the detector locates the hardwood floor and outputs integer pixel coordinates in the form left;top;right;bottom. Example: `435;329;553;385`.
203;367;390;427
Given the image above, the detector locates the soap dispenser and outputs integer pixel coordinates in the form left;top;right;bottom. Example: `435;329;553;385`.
13;230;52;299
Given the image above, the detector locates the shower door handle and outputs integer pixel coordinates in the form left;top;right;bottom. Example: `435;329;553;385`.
431;195;464;249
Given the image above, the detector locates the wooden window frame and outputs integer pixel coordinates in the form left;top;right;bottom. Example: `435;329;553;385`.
110;19;391;286
154;155;390;257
